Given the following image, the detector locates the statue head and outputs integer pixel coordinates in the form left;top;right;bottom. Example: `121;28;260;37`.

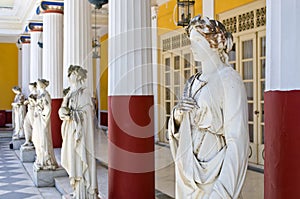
67;65;88;84
37;79;49;89
29;82;37;91
12;86;21;94
186;15;233;64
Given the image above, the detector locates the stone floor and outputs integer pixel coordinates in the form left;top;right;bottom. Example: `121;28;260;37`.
0;138;61;199
0;130;264;199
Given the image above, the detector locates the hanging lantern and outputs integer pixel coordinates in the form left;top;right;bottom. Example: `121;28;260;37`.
88;0;108;9
177;0;195;26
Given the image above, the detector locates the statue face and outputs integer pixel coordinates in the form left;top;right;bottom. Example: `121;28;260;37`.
37;82;45;91
29;85;35;92
68;71;78;84
189;29;213;62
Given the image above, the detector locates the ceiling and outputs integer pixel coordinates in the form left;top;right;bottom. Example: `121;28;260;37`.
0;0;169;43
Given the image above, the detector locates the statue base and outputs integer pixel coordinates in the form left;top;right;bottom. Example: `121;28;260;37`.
62;193;74;199
33;165;68;187
9;138;25;150
20;146;36;162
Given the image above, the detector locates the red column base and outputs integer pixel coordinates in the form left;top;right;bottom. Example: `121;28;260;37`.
108;95;155;199
51;98;63;148
265;90;300;199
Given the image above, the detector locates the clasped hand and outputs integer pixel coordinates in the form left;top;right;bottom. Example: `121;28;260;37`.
173;97;198;125
175;97;198;112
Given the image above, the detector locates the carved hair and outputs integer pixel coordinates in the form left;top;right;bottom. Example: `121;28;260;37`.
37;78;49;88
186;15;233;64
29;82;37;87
12;86;21;92
68;65;88;83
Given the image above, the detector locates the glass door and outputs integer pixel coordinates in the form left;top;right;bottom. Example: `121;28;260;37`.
160;49;195;143
239;33;258;164
257;31;266;165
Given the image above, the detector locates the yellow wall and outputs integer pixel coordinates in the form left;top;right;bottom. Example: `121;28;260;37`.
100;34;108;110
0;43;18;110
157;0;256;34
157;0;202;35
215;0;255;15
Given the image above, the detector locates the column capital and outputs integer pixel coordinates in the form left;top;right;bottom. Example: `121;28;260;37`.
36;1;64;15
27;21;43;32
18;34;31;44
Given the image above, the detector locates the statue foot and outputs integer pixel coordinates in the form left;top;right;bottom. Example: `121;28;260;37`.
22;142;33;146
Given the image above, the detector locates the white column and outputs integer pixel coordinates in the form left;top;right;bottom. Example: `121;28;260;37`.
42;13;63;98
30;32;43;82
151;6;159;142
109;0;153;95
21;43;31;96
108;1;154;198
266;0;300;91
64;0;93;94
95;58;101;127
16;43;22;88
202;0;214;19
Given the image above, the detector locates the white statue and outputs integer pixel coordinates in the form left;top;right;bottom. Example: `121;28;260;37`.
32;79;58;170
11;86;26;139
168;15;249;199
22;82;38;148
59;65;99;199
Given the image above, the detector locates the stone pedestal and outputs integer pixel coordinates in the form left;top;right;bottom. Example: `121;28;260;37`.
20;146;36;162
9;138;25;150
33;165;68;187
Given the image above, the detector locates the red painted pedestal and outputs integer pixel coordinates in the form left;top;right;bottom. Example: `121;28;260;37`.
108;95;154;199
265;90;300;199
51;99;63;148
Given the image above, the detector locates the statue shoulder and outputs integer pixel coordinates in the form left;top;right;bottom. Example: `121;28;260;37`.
219;67;246;96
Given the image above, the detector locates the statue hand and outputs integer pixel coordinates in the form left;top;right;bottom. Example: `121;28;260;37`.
59;107;70;120
173;97;198;125
176;97;198;112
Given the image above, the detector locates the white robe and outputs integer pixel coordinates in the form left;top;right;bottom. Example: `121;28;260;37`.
32;90;58;170
12;93;26;138
23;92;37;146
59;87;98;199
169;67;249;199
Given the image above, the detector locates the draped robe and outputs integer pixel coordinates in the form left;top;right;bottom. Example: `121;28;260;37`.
60;87;98;199
169;67;249;199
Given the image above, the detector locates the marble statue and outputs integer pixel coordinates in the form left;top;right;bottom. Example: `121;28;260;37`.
59;65;99;199
22;82;38;148
32;79;58;170
168;15;249;199
11;86;26;139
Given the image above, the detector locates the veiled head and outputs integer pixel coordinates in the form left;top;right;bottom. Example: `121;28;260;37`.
186;15;233;64
12;86;21;93
67;65;88;84
37;79;49;89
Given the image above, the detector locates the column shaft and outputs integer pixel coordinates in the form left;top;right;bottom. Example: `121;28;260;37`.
265;0;300;198
108;0;154;198
42;13;63;98
64;0;93;93
202;0;215;19
21;44;31;96
42;11;64;148
30;32;43;82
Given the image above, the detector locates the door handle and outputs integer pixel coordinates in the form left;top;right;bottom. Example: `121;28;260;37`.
254;110;260;115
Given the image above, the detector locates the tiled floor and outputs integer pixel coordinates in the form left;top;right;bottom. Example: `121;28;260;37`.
0;130;264;199
0;139;61;199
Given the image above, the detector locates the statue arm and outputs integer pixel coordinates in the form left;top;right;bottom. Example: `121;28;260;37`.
210;73;249;199
41;94;51;119
59;95;71;120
